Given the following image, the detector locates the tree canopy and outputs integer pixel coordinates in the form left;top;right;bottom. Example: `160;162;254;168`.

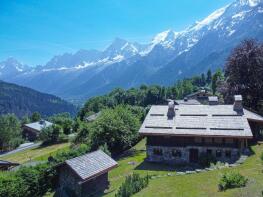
225;39;263;110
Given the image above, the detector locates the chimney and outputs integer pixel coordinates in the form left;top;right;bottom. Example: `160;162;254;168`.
167;101;175;119
208;96;218;105
233;95;243;112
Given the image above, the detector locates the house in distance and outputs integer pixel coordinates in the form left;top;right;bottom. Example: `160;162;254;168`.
139;95;263;164
0;160;19;171
22;120;53;141
56;150;118;197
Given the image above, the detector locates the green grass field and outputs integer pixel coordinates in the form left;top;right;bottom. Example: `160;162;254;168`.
104;139;263;197
5;139;262;197
0;142;70;164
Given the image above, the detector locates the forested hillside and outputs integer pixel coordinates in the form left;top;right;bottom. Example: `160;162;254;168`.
0;80;77;117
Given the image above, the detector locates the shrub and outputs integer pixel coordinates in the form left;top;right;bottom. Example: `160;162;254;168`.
0;163;56;197
115;173;150;197
198;153;216;167
260;152;263;162
40;125;65;144
218;172;248;191
88;105;140;154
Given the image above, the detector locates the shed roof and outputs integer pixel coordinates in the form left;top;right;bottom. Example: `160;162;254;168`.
0;160;19;166
24;120;53;132
139;104;263;138
65;150;117;181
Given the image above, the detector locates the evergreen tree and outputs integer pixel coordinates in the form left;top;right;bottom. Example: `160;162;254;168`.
31;112;41;122
206;69;212;85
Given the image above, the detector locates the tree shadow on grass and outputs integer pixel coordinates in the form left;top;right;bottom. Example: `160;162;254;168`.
134;160;177;172
115;149;145;161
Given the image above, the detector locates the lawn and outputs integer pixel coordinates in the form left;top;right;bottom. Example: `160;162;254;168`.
0;142;70;164
104;139;263;197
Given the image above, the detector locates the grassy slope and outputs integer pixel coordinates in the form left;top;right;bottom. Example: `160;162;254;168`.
0;143;70;164
105;139;263;197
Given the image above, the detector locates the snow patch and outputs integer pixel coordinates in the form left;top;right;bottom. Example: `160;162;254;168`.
191;5;228;31
228;30;236;36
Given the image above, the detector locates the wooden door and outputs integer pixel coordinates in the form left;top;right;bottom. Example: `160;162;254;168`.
189;148;199;163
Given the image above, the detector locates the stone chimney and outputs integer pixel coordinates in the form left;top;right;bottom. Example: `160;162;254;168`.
167;101;175;119
208;96;218;105
233;95;243;112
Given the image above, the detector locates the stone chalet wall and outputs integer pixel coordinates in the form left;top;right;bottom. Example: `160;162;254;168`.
58;165;109;197
146;145;240;164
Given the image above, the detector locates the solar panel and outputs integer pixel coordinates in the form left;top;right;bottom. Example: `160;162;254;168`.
176;127;206;130
150;114;165;116
210;128;244;131
145;126;172;129
180;114;208;116
212;114;242;117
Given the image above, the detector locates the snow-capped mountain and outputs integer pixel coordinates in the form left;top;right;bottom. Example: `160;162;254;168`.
1;0;263;102
0;58;30;77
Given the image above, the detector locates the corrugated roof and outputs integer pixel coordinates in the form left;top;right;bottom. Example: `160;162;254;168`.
65;150;117;181
139;104;262;138
24;120;53;132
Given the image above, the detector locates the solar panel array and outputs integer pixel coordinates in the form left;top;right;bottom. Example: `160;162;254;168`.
138;104;261;137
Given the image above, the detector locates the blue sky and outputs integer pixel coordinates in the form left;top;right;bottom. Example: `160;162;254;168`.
0;0;233;66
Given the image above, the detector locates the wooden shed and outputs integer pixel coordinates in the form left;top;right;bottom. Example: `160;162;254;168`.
56;150;118;197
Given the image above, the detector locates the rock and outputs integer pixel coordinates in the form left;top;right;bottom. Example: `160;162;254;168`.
128;161;137;165
176;172;186;175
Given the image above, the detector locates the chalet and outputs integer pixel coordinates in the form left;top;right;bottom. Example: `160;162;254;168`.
174;98;200;105
186;89;212;103
139;95;263;164
57;150;118;197
22;120;53;141
0;160;19;171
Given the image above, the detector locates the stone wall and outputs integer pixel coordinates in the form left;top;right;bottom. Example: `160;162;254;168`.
58;165;82;196
58;165;109;197
146;145;240;164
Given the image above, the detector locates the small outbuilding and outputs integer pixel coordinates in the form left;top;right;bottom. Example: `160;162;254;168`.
22;120;53;141
57;150;118;197
0;160;19;171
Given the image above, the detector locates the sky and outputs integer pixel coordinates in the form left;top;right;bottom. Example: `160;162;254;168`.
0;0;233;66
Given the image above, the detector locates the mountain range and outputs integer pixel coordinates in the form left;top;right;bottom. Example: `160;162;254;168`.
0;80;77;117
1;0;263;103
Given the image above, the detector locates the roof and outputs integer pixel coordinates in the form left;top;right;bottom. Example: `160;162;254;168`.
138;104;263;138
174;99;200;105
65;150;117;181
208;96;218;102
0;160;19;166
24;120;53;132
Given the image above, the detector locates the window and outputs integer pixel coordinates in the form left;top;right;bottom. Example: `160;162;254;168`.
225;138;234;144
216;150;222;158
214;138;222;144
225;150;231;158
153;148;163;156
207;149;212;155
204;138;213;144
172;149;182;158
194;137;202;143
